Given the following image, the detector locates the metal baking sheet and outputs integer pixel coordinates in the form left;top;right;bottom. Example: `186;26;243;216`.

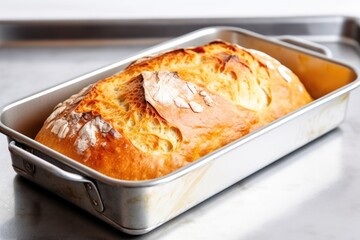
1;16;360;239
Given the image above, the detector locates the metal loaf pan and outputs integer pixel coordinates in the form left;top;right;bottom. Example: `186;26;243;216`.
0;26;359;235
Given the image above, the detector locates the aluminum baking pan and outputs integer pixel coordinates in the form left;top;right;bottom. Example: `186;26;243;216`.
0;26;359;235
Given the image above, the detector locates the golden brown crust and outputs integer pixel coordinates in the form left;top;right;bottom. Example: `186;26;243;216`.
35;41;313;180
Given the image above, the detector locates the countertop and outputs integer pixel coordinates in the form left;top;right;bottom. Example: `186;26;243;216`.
1;2;360;240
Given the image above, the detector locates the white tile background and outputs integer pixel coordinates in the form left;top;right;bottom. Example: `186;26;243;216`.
0;0;359;20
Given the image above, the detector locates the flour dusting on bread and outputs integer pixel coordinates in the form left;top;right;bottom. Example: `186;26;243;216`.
143;70;215;114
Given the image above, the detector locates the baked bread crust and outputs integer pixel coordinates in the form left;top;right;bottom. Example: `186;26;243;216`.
35;41;312;180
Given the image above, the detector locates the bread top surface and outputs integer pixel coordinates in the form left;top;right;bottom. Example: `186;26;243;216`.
35;41;313;180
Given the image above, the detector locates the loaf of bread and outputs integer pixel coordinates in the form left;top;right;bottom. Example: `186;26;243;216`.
35;41;312;180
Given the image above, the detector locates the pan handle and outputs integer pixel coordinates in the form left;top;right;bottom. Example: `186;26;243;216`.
277;36;332;57
8;141;104;212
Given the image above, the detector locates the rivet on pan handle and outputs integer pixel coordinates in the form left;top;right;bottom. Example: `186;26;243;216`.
277;35;333;57
8;141;104;213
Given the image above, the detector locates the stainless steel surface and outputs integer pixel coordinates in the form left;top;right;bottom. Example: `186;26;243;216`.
1;16;360;239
